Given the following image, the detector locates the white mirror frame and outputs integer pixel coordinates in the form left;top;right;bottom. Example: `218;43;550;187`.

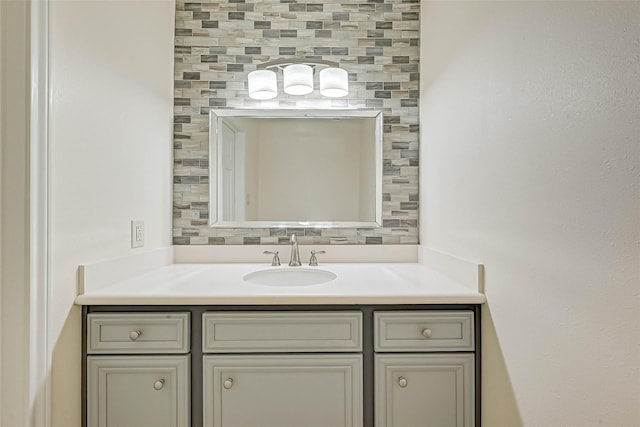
209;109;384;228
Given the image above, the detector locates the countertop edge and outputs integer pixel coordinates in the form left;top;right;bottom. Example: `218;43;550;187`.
75;294;486;306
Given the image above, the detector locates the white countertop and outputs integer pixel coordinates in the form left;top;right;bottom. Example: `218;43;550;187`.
75;262;486;305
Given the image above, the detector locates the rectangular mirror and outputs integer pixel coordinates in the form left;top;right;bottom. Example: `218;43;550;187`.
209;109;383;228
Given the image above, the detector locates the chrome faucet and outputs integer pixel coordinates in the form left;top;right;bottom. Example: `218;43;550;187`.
263;250;280;266
289;234;301;266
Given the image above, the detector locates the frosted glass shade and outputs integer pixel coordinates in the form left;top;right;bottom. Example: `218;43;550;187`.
283;64;314;95
247;70;277;100
319;68;349;97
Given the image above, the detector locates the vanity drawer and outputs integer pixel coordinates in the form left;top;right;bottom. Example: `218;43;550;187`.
87;313;190;354
374;311;474;352
202;311;362;353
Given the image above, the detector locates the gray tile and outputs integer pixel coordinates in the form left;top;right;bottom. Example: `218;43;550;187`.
208;98;227;106
237;3;254;12
254;21;271;29
264;29;280;38
332;12;349;21
376;21;392;30
392;56;409;64
228;12;245;20
279;47;296;55
315;30;332;38
173;0;420;246
402;12;419;21
193;11;210;20
183;72;200;80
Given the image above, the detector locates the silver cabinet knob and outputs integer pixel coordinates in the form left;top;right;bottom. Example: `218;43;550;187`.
422;328;432;338
398;377;408;388
129;330;142;341
223;378;233;389
153;379;165;390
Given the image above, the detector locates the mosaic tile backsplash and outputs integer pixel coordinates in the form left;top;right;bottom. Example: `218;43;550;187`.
173;0;419;245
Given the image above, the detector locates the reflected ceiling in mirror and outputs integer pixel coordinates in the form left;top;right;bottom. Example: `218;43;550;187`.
209;109;383;228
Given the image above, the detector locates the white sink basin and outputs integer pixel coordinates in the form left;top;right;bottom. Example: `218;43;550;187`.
243;268;337;287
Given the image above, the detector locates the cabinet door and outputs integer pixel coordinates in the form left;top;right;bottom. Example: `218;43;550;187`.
203;354;362;427
87;355;190;427
375;354;474;427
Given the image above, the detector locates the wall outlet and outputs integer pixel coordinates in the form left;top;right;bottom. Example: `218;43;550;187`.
131;220;144;248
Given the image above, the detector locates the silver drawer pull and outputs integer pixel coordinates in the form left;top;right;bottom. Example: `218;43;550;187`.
398;377;408;388
223;378;234;389
421;328;432;338
129;330;142;341
153;379;165;390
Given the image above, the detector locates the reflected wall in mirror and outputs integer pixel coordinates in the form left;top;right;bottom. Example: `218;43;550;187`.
209;109;383;228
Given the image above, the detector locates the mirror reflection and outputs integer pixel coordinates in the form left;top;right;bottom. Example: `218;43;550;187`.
209;109;383;228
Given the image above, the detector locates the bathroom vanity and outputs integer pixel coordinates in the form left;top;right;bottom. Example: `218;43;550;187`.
78;258;484;427
84;305;479;427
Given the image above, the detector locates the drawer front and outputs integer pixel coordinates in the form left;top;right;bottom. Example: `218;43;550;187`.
374;311;474;352
203;311;362;353
88;313;190;354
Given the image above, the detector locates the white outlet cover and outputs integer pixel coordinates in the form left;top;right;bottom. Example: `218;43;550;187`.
131;220;144;248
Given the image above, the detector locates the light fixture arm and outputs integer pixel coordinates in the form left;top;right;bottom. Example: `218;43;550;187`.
256;58;339;70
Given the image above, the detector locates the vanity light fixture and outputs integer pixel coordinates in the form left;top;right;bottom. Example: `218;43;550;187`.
247;69;278;100
283;64;314;95
247;58;349;100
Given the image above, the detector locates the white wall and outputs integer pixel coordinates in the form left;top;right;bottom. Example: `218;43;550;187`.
0;2;30;425
420;2;640;426
49;1;175;425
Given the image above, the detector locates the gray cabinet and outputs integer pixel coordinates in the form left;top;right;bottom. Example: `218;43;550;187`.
203;354;362;427
375;354;474;427
84;306;479;427
86;313;191;427
374;311;475;427
87;356;190;427
202;311;363;427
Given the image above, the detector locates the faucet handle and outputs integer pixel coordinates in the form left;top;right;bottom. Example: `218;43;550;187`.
309;250;326;266
263;250;280;266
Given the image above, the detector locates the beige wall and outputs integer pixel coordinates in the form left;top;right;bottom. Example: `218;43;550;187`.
49;1;175;425
255;119;365;221
0;1;30;426
420;2;640;426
